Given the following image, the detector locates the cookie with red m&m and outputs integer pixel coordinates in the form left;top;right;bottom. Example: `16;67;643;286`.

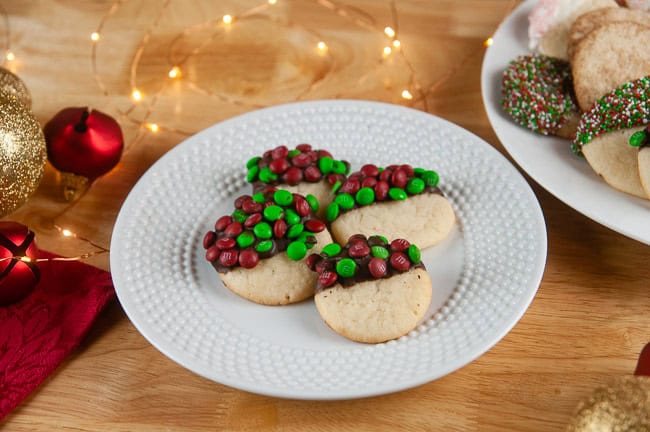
325;164;455;249
573;76;650;199
308;235;431;343
502;54;580;138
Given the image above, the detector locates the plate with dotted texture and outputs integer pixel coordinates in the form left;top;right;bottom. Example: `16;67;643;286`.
111;100;547;400
481;0;650;245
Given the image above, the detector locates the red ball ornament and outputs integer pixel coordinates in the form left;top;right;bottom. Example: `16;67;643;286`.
0;222;40;306
44;107;124;201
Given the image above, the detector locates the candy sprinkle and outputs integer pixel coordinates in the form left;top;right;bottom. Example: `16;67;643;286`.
502;54;578;136
574;76;650;153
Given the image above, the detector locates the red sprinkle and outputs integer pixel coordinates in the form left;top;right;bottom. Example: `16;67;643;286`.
205;245;220;262
216;237;237;250
389;252;410;271
390;238;410;252
219;249;239;267
239;249;259;269
305;219;326;233
244;213;263;227
303;165;322;182
283;167;303;185
224;222;243;237
203;231;216;249
274;219;288;238
215;216;233;231
368;257;388;278
318;271;338;287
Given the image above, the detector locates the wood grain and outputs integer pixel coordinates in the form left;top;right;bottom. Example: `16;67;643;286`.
2;1;650;431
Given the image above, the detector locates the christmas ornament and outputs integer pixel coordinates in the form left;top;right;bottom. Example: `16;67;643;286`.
44;107;124;201
0;222;40;306
566;343;650;431
0;67;31;109
0;93;47;218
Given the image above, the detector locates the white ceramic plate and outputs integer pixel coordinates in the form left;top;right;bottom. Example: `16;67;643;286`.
482;0;650;245
111;100;547;400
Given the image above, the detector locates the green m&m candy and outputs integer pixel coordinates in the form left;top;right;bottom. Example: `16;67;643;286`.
247;165;259;182
414;167;425;175
332;180;343;194
332;160;347;174
252;192;265;203
236;231;255;248
629;130;647;147
274;189;294;206
407;244;421;264
263;205;283;221
319;156;334;174
287;223;304;238
321;243;342;257
356;187;375;205
406;178;425;195
253;222;272;239
246;156;260;169
326;202;340;222
259;167;278;183
232;209;248;223
335;193;355;210
298;232;316;249
388;188;407;201
286;241;307;261
285;209;301;226
255;240;273;253
305;194;319;212
371;245;389;259
421;170;439;187
288;149;301;158
336;258;357;278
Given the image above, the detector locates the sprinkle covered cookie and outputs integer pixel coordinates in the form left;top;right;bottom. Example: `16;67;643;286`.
324;164;455;249
308;235;431;343
246;144;350;216
204;188;332;305
573;76;650;198
502;54;580;138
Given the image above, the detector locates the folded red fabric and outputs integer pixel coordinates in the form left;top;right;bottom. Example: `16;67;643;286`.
0;251;114;420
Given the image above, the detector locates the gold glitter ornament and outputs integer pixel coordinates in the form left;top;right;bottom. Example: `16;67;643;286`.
0;67;31;109
566;376;650;432
0;93;46;217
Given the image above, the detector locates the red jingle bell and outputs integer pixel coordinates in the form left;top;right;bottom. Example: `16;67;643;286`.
0;222;40;306
44;107;124;201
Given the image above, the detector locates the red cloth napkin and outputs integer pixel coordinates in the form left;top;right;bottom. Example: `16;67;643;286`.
0;251;114;419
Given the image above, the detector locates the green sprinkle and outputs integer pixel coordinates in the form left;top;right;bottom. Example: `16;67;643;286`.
274;189;294;206
356;187;375;205
255;240;273;253
319;157;334;174
259;167;278;183
388;188;407;200
407;244;421;264
246;156;260;169
247;166;259;182
263;205;283;221
371;245;389;259
287;223;304;238
253;222;272;239
285;209;301;226
252;193;265;203
322;243;342;257
406;178;425;195
629;130;647;147
335;193;355;210
336;258;357;278
305;194;319;212
236;231;255;248
332;160;347;174
421;170;439;187
232;209;248;223
286;241;307;261
288;149;301;158
332;180;342;194
326;202;340;222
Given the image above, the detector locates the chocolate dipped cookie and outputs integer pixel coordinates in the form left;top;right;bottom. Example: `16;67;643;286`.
246;144;350;217
629;126;650;199
204;188;332;305
308;235;432;344
325;164;455;249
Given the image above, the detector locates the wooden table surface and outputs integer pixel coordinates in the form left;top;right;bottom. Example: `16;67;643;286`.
2;0;649;430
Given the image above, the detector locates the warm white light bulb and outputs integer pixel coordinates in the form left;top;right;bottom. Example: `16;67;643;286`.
401;89;413;100
384;26;396;38
268;0;277;4
5;51;15;61
392;39;401;48
317;41;328;52
383;46;392;57
484;37;493;47
147;123;160;133
222;14;233;24
62;229;73;237
20;256;31;262
91;32;101;42
168;66;181;79
131;89;143;102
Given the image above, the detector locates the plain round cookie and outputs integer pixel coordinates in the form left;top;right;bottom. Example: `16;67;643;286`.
282;179;332;218
218;229;332;305
567;7;650;61
582;127;647;198
330;193;455;249
639;146;650;199
314;268;432;344
572;22;650;112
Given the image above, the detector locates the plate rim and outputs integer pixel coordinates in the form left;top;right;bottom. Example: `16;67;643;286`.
481;0;650;246
110;99;548;400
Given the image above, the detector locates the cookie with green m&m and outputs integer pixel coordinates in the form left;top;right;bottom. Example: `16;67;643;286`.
325;164;455;249
573;76;650;199
246;144;350;217
307;234;431;343
203;187;332;305
630;125;650;199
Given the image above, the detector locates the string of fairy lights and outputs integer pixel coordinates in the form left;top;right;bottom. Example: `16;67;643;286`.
0;0;512;264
